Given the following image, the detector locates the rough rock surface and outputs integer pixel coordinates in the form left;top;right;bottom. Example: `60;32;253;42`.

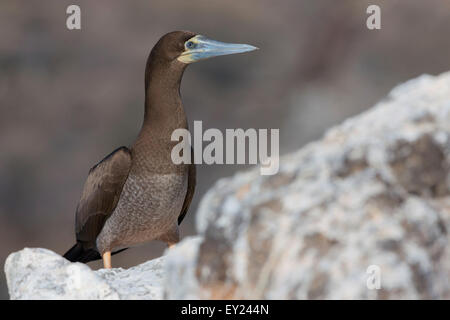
5;247;165;299
5;72;450;299
166;72;450;299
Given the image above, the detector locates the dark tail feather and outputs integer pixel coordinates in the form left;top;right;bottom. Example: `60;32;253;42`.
63;242;101;263
63;242;128;264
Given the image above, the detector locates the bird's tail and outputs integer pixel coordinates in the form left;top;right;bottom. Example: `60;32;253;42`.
63;242;101;263
63;242;128;264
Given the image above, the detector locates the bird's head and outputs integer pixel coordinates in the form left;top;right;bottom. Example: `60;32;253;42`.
152;31;258;64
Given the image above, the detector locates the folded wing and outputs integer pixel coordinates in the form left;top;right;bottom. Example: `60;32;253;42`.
75;147;132;249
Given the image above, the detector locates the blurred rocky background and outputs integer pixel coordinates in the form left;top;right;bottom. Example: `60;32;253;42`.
1;0;450;299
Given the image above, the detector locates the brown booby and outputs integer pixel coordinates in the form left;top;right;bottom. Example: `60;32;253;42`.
63;31;257;269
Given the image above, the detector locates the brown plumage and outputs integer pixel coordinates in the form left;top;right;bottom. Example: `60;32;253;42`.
63;31;256;268
64;147;132;262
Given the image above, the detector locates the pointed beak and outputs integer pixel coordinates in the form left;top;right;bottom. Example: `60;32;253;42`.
178;35;258;64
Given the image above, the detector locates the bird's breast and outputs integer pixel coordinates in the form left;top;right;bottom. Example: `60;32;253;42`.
96;168;188;251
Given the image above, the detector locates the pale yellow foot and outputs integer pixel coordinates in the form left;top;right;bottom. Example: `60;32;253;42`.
168;243;177;249
102;251;112;269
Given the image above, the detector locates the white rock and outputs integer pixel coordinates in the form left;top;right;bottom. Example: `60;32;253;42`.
5;247;165;300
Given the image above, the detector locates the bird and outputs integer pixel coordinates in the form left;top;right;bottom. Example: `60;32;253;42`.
63;31;257;269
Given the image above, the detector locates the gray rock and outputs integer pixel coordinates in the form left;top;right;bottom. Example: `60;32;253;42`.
5;72;450;299
165;72;450;299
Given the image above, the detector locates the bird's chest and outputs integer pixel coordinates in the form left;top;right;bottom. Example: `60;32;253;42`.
100;133;189;247
96;166;188;251
119;166;188;220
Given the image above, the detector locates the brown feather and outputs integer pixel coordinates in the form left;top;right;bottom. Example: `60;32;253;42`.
75;147;132;249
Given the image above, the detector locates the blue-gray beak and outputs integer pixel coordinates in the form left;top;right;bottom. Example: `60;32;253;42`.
177;35;258;63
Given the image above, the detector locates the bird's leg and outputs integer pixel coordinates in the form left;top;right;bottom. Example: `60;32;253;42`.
167;242;177;249
162;224;179;249
102;251;112;269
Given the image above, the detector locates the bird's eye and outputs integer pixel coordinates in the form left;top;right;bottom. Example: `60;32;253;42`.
186;41;195;49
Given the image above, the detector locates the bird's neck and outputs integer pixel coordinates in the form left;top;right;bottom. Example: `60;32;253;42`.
143;56;187;129
134;55;188;162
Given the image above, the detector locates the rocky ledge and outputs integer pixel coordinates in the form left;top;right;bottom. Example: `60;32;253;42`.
5;72;450;299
